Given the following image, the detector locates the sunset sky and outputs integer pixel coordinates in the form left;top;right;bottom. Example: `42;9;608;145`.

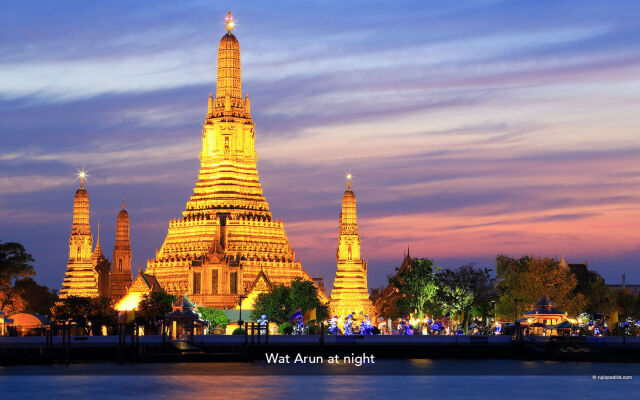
1;1;639;291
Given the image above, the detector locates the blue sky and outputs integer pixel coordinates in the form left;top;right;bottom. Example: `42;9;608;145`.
1;0;639;291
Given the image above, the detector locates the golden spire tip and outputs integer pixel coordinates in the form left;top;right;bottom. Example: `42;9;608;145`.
77;169;87;188
225;11;235;32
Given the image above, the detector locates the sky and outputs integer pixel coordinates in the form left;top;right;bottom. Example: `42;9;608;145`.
0;0;639;292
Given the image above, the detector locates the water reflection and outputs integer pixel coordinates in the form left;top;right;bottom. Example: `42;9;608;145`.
0;360;638;399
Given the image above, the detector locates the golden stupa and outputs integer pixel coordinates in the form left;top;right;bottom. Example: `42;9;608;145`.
329;176;374;317
60;172;99;298
145;12;328;308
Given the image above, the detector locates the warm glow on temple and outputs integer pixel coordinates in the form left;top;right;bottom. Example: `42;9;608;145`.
143;12;328;309
330;177;374;317
59;173;99;298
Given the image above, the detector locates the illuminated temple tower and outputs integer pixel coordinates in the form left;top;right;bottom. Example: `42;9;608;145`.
110;200;133;301
330;176;374;317
146;12;327;308
60;173;99;298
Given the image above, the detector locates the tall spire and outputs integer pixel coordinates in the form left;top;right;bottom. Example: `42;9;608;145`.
92;220;103;267
60;173;97;298
112;198;133;300
215;11;242;111
340;176;358;232
95;221;102;254
330;178;373;317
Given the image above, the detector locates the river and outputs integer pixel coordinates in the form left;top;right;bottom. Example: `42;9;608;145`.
1;359;638;398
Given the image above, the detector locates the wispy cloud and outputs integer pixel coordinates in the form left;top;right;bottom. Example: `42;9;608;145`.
1;0;639;289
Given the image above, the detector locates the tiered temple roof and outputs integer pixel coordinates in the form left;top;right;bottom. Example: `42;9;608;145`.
146;13;328;308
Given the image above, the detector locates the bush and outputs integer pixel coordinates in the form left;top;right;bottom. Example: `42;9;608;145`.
278;322;294;335
232;327;245;335
307;324;321;334
198;307;230;328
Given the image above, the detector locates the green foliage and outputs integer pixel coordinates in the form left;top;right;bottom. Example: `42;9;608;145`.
232;327;245;335
495;255;584;320
11;277;58;316
197;306;230;328
435;264;495;333
0;241;36;314
615;291;640;319
389;258;439;318
251;284;290;323
278;322;294;335
51;296;116;335
137;291;177;320
250;278;328;323
582;275;616;316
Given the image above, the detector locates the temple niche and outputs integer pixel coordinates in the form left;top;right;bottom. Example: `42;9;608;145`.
143;13;328;309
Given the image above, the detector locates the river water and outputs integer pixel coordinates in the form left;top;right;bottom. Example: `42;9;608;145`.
1;360;638;399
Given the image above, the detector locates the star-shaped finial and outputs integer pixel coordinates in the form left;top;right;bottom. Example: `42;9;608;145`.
77;169;88;187
225;11;235;32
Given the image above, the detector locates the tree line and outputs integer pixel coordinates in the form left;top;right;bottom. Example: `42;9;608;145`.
375;255;639;332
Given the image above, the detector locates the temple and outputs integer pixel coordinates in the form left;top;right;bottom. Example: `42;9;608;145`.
329;176;374;317
60;172;99;298
144;12;328;308
110;200;133;301
59;171;135;301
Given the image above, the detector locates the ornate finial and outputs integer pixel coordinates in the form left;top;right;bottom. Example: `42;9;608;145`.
77;169;87;188
122;197;126;210
225;11;235;32
346;173;352;189
96;221;101;244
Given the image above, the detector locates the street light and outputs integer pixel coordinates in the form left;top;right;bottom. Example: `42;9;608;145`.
237;294;248;326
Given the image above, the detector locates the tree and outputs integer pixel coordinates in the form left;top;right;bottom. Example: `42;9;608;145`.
389;258;439;318
251;284;290;323
251;278;328;323
435;265;495;333
198;306;230;329
12;278;58;316
288;278;327;321
0;242;35;314
615;290;640;320
51;296;116;335
582;276;616;317
137;291;177;320
495;255;584;320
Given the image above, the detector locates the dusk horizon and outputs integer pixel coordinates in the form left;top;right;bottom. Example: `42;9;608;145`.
1;0;639;293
